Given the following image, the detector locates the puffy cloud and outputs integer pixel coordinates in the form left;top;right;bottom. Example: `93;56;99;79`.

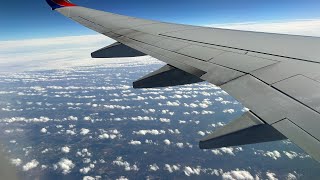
98;133;110;139
176;143;184;148
264;151;281;160
266;172;278;180
10;158;22;166
168;129;181;134
66;129;76;135
198;131;206;136
22;159;39;171
159;118;171;123
68;116;78;121
286;173;297;180
222;170;254;180
80;128;90;135
164;139;171;145
223;109;235;114
149;164;160;171
56;158;75;175
133;129;165;136
129;140;142;145
80;166;91;174
83;176;95;180
113;157;139;171
164;164;180;173
61;146;70;153
131;116;153;121
166;101;180;106
183;166;201;176
40;128;47;133
212;147;243;156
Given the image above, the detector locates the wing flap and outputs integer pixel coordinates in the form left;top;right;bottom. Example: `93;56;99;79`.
272;118;320;161
91;42;145;58
199;111;286;149
133;64;204;88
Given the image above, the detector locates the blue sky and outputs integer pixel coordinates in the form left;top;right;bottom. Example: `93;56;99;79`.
1;0;320;40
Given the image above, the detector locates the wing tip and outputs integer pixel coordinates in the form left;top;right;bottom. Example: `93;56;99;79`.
46;0;76;10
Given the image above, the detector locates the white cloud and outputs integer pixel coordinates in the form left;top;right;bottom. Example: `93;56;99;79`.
61;146;70;153
133;129;165;136
10;158;22;166
80;166;91;174
149;164;160;171
198;131;206;136
164;164;180;173
80;128;90;135
83;176;96;180
68;116;78;121
159;118;171;123
264;151;281;160
222;170;254;180
164;139;171;145
112;157;139;171
98;133;110;139
40;128;47;133
0;34;160;72
286;173;297;180
22;159;39;171
66;129;76;135
176;143;184;148
56;158;75;175
129;140;142;145
266;172;278;180
208;19;320;37
223;109;235;114
116;176;129;180
183;166;201;176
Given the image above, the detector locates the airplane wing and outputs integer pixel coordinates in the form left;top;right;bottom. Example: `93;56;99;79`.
46;0;320;162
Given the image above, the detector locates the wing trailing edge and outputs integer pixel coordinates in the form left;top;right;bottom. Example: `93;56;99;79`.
133;64;204;88
199;111;287;149
91;42;146;58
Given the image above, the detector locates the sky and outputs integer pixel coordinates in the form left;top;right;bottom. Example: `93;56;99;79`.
1;0;320;40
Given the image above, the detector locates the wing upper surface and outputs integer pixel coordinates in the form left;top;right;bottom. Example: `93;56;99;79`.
52;6;320;162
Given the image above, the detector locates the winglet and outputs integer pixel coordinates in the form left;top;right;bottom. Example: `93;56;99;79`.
46;0;76;10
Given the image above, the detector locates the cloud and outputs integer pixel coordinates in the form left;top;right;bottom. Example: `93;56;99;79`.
0;34;160;72
266;172;278;180
163;139;171;145
61;146;70;153
22;159;39;171
116;177;129;180
10;158;22;166
56;158;75;175
164;164;180;173
208;19;320;37
212;147;243;156
222;170;254;180
183;166;201;176
286;173;297;180
264;151;281;160
112;157;139;171
176;143;184;148
198;131;206;136
133;129;165;136
129;140;142;145
149;164;160;171
80;128;90;135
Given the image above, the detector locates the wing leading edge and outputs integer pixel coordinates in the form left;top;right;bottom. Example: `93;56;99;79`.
46;1;320;162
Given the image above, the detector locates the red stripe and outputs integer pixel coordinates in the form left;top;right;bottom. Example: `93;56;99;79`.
52;0;76;7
